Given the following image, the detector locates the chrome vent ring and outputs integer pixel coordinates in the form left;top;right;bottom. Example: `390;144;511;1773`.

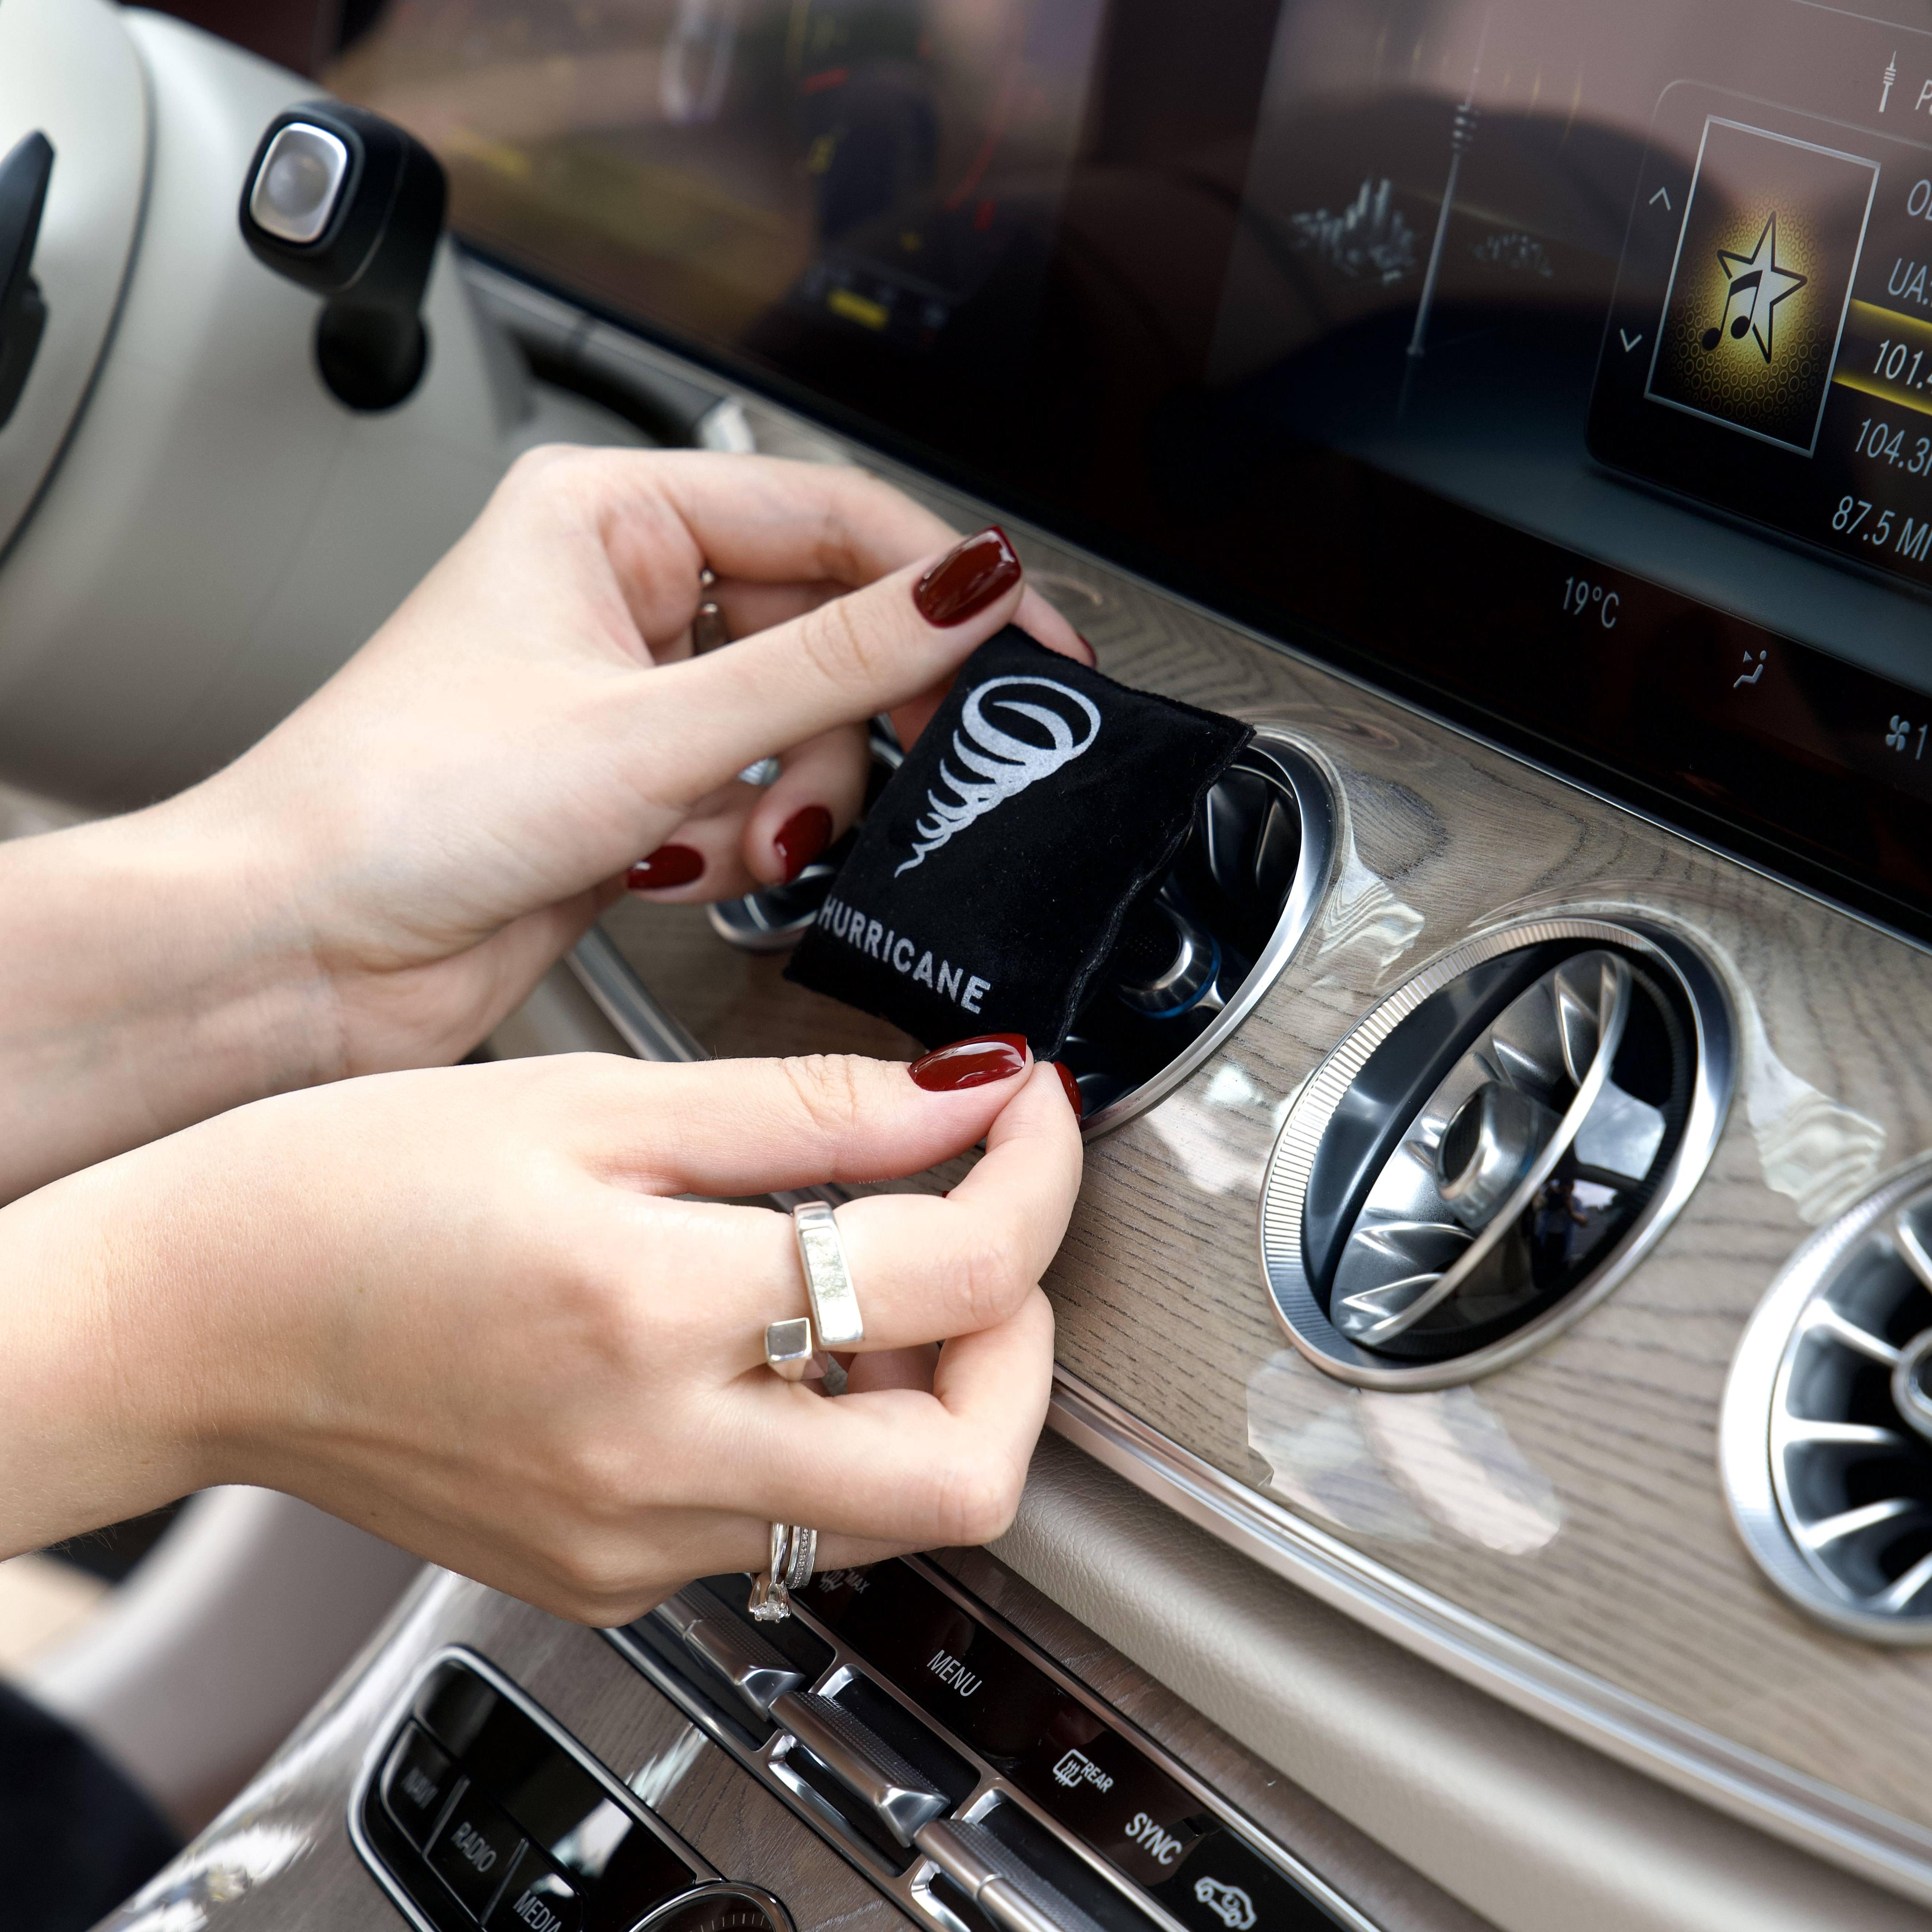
1260;918;1734;1390
1724;1154;1932;1640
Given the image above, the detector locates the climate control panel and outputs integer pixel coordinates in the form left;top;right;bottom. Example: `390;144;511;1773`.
610;1559;1373;1932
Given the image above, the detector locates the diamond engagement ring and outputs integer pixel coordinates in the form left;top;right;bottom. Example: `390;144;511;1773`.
747;1522;818;1621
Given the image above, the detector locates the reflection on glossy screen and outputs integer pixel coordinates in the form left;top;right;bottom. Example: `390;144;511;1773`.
330;0;1104;354
327;0;1932;934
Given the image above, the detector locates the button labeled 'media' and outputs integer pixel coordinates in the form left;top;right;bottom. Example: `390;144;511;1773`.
489;1866;583;1932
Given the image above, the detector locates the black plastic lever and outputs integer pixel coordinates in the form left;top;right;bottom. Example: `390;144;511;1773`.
0;130;54;432
238;102;445;412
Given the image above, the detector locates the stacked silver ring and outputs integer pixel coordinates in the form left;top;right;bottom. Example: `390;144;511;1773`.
747;1522;818;1622
750;1201;863;1619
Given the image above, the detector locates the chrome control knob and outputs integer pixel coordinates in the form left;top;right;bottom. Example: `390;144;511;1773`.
1894;1330;1932;1446
1435;1081;1560;1230
1111;897;1225;1020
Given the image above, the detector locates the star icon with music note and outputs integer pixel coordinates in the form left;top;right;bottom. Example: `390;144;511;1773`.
1639;116;1877;454
1700;212;1807;362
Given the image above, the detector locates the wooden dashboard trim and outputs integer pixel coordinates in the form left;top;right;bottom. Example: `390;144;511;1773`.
1046;1370;1932;1906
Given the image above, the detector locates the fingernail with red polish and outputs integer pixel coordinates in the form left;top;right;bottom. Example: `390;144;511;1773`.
910;1033;1029;1092
627;845;704;890
914;527;1022;627
1074;633;1098;667
1053;1061;1085;1120
775;805;833;883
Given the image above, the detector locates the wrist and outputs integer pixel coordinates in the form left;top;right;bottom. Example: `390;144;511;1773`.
0;787;342;1195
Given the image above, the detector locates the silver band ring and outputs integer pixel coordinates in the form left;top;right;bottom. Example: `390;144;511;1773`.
792;1200;864;1349
747;1521;817;1621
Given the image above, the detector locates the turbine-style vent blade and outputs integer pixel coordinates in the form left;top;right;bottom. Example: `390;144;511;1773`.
1726;1173;1932;1642
1261;919;1731;1387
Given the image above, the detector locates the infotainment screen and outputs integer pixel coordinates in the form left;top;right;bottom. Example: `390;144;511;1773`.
333;0;1932;938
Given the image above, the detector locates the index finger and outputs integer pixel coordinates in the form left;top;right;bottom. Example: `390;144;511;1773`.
597;451;956;635
565;449;1081;668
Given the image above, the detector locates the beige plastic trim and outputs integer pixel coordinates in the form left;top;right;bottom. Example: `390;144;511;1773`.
26;1488;420;1832
991;1434;1932;1932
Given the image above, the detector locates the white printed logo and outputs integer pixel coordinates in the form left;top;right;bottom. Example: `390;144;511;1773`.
1192;1878;1257;1930
895;674;1101;875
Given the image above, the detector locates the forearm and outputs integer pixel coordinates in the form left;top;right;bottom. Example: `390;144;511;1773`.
0;790;336;1199
0;1157;218;1559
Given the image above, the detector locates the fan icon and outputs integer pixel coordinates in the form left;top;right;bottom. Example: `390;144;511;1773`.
1888;715;1912;751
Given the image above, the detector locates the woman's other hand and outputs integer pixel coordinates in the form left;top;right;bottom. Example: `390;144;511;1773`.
215;449;1087;1077
0;1044;1081;1616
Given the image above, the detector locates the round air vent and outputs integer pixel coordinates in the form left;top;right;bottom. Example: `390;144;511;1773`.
1260;919;1734;1388
1723;1155;1932;1641
706;730;903;954
707;727;1334;1134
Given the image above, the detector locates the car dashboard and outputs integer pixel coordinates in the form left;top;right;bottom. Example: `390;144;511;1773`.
5;2;1932;1931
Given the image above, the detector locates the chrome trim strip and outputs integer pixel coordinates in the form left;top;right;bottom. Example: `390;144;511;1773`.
1083;733;1338;1140
1045;1370;1932;1907
569;926;707;1064
346;1645;716;1932
1257;915;1735;1390
605;1557;1379;1932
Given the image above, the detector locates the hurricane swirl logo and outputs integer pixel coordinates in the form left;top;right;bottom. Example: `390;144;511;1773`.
895;674;1101;875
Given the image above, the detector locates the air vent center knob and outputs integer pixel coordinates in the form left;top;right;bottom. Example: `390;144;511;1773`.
1894;1330;1932;1445
1436;1081;1560;1230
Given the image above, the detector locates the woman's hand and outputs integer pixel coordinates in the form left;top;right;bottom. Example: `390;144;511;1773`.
0;449;1084;1198
212;448;1087;1079
0;1042;1081;1620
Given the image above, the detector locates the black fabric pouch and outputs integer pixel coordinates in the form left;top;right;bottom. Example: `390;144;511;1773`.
785;627;1252;1055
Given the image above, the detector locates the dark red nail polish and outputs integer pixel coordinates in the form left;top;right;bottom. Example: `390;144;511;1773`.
914;527;1022;627
1074;632;1098;667
627;844;704;890
909;1033;1029;1092
775;805;833;883
1053;1061;1084;1120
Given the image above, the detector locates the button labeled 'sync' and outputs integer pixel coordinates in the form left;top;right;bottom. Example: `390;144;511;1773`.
1012;1722;1207;1890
